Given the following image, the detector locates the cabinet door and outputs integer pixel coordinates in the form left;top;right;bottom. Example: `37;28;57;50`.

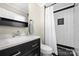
0;46;21;56
22;39;40;56
22;46;40;56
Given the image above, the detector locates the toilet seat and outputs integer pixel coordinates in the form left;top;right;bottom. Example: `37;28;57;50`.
41;44;53;55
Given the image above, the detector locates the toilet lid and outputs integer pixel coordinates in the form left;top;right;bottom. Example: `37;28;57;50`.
41;44;53;52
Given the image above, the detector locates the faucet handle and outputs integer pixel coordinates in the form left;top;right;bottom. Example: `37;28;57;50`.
16;30;21;36
12;31;20;38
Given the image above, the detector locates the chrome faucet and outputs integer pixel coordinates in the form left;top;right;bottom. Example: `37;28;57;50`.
12;31;20;37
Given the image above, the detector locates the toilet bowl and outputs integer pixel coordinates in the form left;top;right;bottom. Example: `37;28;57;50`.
41;44;53;56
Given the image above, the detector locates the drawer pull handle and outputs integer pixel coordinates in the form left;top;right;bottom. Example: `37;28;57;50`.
12;51;21;56
32;43;38;47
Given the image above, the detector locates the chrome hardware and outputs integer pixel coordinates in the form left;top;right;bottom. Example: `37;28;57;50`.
32;43;38;47
12;51;21;56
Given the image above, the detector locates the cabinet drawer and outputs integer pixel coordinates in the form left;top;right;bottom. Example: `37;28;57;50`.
28;39;40;48
18;39;40;55
0;39;40;56
0;45;21;56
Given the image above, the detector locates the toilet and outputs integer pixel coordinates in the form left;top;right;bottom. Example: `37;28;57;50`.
41;44;53;56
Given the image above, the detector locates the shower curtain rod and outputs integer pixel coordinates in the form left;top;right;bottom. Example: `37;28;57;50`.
45;3;56;8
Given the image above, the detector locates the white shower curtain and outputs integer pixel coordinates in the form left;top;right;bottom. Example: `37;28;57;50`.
45;6;57;55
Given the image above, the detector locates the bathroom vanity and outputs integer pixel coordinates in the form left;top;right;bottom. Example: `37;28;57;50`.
0;35;40;56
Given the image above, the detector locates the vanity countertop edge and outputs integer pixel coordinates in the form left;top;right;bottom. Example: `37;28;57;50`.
0;35;40;51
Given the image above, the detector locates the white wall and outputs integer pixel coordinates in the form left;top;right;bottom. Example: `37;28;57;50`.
40;5;45;43
54;4;74;47
74;4;79;55
29;3;44;43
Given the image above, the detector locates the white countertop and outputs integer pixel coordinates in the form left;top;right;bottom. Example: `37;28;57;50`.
0;35;40;51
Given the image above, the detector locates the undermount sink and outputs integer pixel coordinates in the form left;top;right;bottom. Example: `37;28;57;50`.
7;35;40;44
8;36;30;43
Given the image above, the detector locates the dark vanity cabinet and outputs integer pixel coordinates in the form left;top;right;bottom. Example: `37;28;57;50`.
0;39;40;56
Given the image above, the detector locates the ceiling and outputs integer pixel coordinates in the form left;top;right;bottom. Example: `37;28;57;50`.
0;3;54;17
0;3;29;17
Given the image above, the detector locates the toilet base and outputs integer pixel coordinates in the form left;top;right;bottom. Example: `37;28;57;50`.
41;52;53;56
